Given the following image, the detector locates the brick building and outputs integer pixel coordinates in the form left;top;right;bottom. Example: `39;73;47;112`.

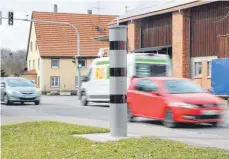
107;0;229;89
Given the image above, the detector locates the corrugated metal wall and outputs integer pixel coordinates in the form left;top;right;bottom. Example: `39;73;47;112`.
217;36;229;58
191;1;229;57
141;13;172;48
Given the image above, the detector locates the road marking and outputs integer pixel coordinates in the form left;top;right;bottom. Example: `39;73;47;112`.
52;116;229;139
171;128;229;139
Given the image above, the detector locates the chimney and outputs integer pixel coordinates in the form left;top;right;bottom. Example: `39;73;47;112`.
87;10;92;14
54;4;58;13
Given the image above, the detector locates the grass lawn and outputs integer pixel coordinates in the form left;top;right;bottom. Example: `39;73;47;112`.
1;121;229;159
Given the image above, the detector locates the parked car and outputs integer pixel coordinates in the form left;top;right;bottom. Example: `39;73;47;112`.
0;77;41;105
127;77;227;128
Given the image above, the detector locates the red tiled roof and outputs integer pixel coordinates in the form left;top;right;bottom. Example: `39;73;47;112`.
22;69;37;75
30;12;117;57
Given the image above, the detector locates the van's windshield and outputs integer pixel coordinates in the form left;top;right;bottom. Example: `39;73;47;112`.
136;63;167;77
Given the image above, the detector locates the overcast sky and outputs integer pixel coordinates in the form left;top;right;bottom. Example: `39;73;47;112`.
0;0;146;51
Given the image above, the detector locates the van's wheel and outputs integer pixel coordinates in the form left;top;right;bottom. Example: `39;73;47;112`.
81;91;88;106
127;106;134;122
163;109;177;128
4;94;11;105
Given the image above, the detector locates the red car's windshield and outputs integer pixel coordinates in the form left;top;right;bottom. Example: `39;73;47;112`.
164;80;205;94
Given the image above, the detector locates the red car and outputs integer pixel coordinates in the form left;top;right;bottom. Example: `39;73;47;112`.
127;77;226;128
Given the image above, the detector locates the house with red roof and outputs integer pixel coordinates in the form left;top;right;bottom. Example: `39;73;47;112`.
23;10;116;92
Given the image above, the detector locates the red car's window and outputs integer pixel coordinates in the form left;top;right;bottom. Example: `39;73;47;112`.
135;80;158;92
163;80;204;94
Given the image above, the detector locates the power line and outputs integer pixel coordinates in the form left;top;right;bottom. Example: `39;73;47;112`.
138;0;175;11
213;10;229;23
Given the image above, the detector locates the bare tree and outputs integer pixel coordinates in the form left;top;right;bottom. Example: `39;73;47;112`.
1;48;27;75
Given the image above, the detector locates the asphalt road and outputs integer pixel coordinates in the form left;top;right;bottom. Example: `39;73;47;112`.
1;96;229;149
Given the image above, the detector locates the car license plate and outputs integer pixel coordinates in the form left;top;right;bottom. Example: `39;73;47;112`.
24;95;31;98
201;110;218;115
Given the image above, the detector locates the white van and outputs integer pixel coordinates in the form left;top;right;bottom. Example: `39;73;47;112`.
80;53;172;105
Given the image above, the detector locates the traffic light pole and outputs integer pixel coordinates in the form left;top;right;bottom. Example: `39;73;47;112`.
1;16;82;99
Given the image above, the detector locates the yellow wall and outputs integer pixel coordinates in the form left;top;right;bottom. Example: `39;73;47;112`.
27;22;95;92
81;58;93;76
42;58;93;91
21;74;37;84
191;56;217;90
192;61;211;89
27;22;41;88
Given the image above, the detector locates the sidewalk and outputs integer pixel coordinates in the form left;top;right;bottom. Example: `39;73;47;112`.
2;115;229;150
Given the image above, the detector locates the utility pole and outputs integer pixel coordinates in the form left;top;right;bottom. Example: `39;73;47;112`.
125;5;130;13
0;16;82;99
92;1;105;26
109;25;128;137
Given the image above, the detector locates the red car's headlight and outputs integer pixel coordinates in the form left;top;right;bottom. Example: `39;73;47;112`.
217;103;227;108
170;102;198;109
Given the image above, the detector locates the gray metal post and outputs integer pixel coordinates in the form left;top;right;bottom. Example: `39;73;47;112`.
109;25;127;137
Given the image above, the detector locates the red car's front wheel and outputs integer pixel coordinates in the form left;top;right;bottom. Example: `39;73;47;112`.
163;109;178;128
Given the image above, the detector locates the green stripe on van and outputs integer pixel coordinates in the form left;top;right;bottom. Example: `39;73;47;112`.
135;58;167;63
106;65;110;79
96;61;109;65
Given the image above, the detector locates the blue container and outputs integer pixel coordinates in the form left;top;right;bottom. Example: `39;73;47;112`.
211;58;229;95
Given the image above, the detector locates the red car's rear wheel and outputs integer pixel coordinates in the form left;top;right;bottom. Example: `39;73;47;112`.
127;106;134;122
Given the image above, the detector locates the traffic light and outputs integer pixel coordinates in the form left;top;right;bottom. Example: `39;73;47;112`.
72;56;85;68
8;12;14;25
78;57;85;68
72;56;76;64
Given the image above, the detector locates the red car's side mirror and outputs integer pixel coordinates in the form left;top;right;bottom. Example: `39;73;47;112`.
151;91;161;96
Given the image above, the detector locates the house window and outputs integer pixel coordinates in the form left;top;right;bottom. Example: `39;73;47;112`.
38;59;40;69
30;42;33;52
51;59;59;68
50;76;60;88
207;61;212;77
35;41;38;51
194;62;202;77
29;60;31;69
33;59;35;69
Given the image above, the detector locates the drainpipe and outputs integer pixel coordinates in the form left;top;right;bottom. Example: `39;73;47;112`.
178;8;192;78
188;15;191;79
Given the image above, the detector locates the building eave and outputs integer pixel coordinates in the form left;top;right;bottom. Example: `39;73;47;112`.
109;0;218;25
